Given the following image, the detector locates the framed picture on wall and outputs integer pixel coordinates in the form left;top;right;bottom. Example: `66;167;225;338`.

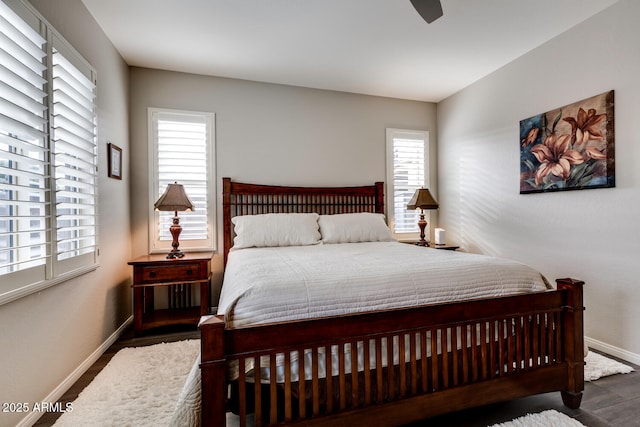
519;90;615;194
108;142;122;180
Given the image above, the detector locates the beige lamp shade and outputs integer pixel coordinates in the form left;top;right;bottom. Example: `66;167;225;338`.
154;182;194;212
407;188;439;210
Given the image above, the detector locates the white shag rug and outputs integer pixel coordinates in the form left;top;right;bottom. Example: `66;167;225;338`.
53;342;633;427
53;339;200;427
585;350;634;381
489;410;585;427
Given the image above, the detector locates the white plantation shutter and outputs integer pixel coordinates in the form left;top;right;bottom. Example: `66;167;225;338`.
0;0;49;277
150;109;215;253
386;129;429;238
52;43;97;265
391;138;424;233
0;0;99;304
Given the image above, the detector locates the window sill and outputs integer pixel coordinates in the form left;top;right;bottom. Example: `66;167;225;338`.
0;264;99;307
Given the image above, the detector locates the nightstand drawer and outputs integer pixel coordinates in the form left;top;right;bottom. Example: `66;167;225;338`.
140;263;202;283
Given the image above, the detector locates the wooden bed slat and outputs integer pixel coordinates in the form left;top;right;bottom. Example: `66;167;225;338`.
283;352;291;422
364;339;372;405
237;358;246;427
376;337;384;403
298;351;305;420
326;346;333;413
269;355;277;424
387;335;395;400
351;341;358;407
338;343;346;410
312;347;320;416
409;333;417;395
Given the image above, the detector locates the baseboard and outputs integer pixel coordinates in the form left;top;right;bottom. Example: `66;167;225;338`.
586;335;640;366
17;316;133;427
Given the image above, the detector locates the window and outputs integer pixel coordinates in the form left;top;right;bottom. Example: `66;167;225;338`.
149;109;215;253
385;128;429;240
0;0;97;303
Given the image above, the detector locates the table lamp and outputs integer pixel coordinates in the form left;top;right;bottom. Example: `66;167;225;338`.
407;188;439;246
154;182;194;258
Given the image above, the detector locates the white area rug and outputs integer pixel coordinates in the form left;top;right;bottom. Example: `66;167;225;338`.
489;410;585;427
53;339;200;427
584;350;634;381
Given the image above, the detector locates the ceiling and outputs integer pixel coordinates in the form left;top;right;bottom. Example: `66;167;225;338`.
81;0;618;102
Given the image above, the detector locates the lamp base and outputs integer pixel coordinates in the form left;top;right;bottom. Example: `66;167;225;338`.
167;213;185;259
416;210;430;247
166;249;185;259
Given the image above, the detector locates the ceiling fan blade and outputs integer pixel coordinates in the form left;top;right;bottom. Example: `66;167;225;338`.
410;0;443;24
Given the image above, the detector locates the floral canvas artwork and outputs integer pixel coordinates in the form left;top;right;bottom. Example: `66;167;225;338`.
520;90;615;194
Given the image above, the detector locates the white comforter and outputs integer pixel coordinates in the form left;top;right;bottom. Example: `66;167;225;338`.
218;241;550;328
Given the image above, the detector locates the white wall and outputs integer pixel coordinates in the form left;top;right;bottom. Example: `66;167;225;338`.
129;68;437;300
438;0;640;361
0;1;131;426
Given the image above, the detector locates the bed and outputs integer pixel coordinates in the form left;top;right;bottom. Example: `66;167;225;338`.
199;178;585;427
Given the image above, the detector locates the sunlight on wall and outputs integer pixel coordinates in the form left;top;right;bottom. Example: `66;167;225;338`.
458;127;515;256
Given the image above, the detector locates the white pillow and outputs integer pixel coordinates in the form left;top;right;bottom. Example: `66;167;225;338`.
319;213;395;244
232;213;321;249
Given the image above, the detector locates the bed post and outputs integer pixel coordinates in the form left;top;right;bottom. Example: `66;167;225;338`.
200;315;227;427
374;181;384;214
222;177;232;266
557;277;585;409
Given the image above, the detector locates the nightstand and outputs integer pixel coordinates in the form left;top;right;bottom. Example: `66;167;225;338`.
128;252;214;334
401;241;459;251
431;244;459;251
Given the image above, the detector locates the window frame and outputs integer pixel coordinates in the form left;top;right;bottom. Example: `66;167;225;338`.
385;128;430;241
148;107;216;254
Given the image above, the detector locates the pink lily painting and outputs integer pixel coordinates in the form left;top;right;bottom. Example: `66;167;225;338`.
520;90;615;194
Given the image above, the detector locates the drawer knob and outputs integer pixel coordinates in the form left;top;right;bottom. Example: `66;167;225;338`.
149;271;156;278
186;269;193;276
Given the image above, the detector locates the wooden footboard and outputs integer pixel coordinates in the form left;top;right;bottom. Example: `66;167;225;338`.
200;278;584;427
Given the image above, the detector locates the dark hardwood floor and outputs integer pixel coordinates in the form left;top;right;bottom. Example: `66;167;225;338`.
34;326;639;426
405;353;640;427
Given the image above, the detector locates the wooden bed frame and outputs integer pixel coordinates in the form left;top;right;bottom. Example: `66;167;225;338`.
200;178;585;427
